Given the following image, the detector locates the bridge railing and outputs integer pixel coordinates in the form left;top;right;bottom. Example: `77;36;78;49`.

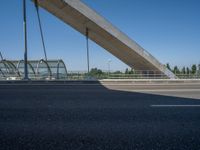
66;70;200;80
1;70;200;80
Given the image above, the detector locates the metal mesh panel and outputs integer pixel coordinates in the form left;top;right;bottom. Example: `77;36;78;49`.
0;59;67;80
0;60;20;80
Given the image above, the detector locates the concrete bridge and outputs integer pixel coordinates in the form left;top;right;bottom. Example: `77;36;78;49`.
36;0;176;79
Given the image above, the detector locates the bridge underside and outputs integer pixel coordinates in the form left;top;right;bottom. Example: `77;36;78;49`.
36;0;176;79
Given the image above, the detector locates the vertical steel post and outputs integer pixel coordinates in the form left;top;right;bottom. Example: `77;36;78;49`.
86;28;90;74
34;0;48;61
23;0;29;80
0;52;3;60
107;59;111;77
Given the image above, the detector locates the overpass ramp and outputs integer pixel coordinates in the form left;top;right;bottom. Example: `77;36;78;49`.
36;0;176;79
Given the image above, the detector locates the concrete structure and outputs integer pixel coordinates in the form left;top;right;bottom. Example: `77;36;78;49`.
36;0;176;79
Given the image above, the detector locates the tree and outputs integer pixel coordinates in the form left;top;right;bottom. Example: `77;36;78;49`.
198;64;200;74
89;68;103;77
125;68;129;74
186;67;190;75
166;63;171;71
113;71;122;74
173;66;180;74
125;68;134;74
129;69;134;74
181;67;186;74
191;64;197;74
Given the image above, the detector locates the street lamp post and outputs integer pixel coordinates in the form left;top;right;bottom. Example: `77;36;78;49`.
23;0;29;80
86;28;90;75
107;59;111;77
198;64;200;78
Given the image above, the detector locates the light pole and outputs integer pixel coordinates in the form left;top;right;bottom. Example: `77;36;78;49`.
198;64;200;78
86;28;90;75
198;64;200;72
23;0;29;80
107;59;111;76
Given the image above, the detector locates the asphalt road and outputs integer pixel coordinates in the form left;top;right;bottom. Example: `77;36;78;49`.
104;83;200;99
0;82;200;150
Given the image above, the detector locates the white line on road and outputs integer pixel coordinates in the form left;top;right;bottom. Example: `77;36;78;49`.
103;84;200;86
151;105;200;107
114;89;200;92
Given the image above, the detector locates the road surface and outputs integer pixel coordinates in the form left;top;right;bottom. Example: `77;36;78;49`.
0;82;200;149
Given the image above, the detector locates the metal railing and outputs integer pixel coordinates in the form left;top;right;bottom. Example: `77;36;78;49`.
66;71;200;80
0;59;68;80
1;70;200;81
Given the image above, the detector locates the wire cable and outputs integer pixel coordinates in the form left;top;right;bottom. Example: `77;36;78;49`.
0;51;4;60
23;0;29;80
86;28;90;74
34;0;48;61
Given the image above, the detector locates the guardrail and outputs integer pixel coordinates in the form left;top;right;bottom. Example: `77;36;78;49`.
1;71;200;80
66;71;200;80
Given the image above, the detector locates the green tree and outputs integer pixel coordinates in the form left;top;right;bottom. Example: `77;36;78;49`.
125;68;134;74
198;64;200;74
113;71;122;74
186;67;190;75
181;67;186;74
129;69;134;74
125;68;129;74
173;66;180;74
166;63;171;71
191;64;197;74
89;68;103;77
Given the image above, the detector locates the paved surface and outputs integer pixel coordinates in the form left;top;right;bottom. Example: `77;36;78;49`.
0;83;200;149
104;83;200;99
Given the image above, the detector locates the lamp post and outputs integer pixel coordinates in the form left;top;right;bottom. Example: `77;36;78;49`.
198;64;200;78
198;64;200;72
107;59;111;76
23;0;29;80
86;28;90;75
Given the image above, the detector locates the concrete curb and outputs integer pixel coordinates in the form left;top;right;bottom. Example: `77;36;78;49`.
100;79;200;84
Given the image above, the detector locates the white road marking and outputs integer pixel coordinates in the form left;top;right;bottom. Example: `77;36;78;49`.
113;89;200;92
103;84;200;86
151;105;200;107
140;89;200;92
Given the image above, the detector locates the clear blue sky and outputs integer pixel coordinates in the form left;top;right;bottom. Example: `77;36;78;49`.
0;0;199;71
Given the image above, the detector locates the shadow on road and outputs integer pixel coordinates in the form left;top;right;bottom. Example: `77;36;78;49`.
0;81;200;149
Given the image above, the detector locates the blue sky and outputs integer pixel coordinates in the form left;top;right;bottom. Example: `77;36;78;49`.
0;0;199;71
